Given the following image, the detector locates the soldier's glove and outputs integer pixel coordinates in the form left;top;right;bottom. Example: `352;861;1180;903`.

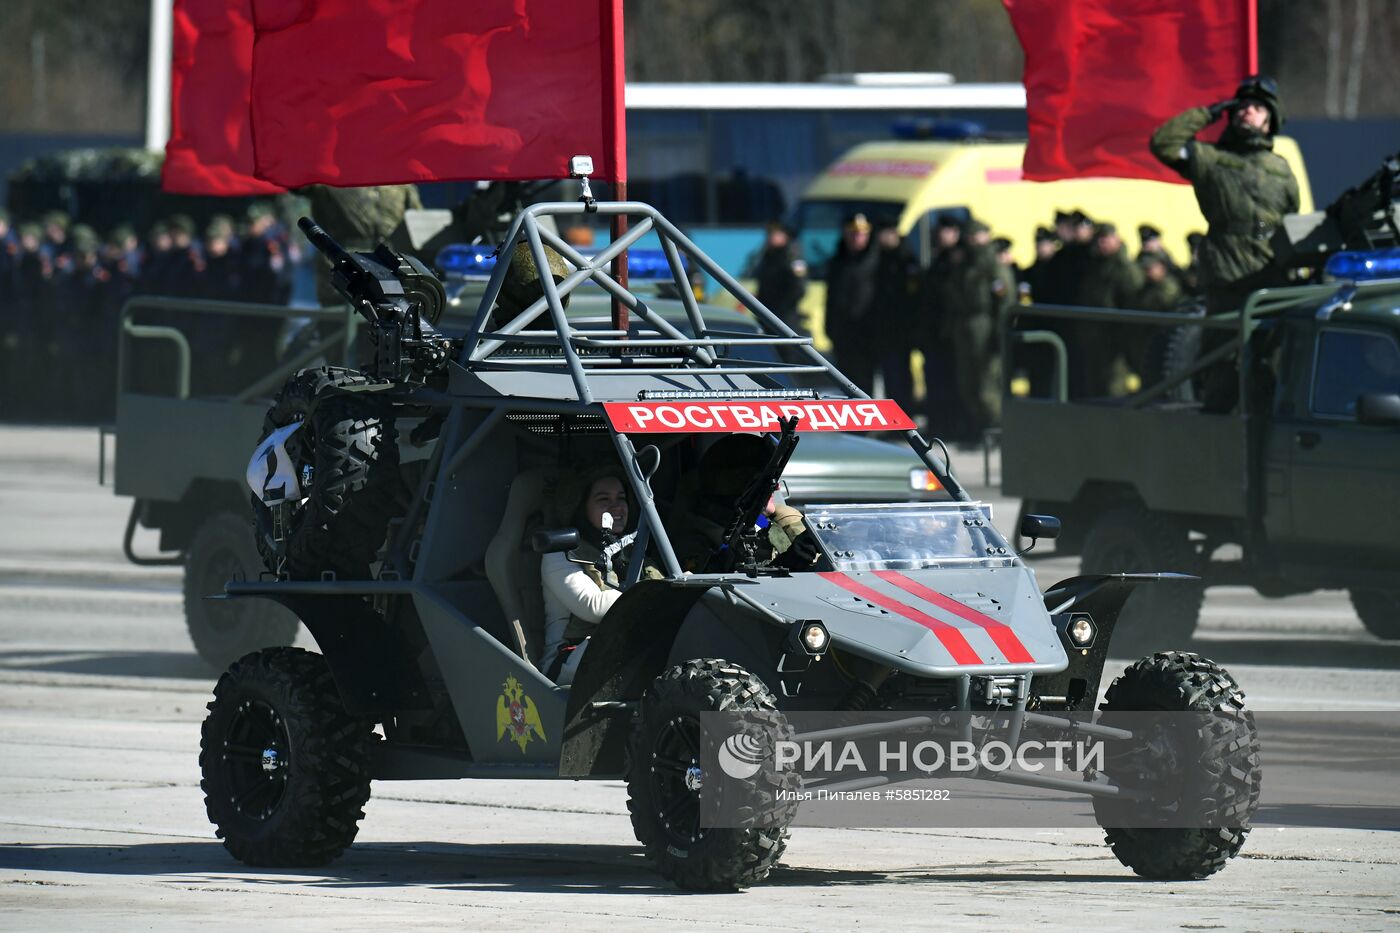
1206;98;1239;121
784;531;821;567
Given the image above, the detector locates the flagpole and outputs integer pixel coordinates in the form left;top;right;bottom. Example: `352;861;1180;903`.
1245;0;1258;73
611;183;629;340
145;0;173;151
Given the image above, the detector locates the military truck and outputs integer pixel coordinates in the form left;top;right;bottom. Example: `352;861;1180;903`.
1002;154;1400;654
108;248;945;669
199;199;1260;891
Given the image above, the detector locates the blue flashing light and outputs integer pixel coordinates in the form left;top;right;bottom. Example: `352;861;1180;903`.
435;244;683;281
1324;248;1400;282
435;244;498;276
891;118;985;141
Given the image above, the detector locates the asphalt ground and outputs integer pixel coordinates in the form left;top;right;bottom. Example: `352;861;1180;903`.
1;426;1398;930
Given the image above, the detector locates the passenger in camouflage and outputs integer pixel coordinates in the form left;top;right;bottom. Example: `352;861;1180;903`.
1150;75;1299;315
302;185;423;306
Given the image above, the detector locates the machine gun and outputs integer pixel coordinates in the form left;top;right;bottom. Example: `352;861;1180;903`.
298;217;455;382
1273;150;1400;271
706;416;801;574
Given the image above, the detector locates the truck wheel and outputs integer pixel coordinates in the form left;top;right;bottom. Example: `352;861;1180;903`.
252;367;403;580
1349;589;1400;640
200;647;374;867
184;512;300;669
1093;652;1260;880
626;659;797;891
1080;507;1204;656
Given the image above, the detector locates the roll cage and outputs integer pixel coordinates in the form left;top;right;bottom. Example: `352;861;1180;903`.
447;200;969;580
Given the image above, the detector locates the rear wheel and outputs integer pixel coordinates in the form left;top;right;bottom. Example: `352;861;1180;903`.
184;512;299;669
1350;589;1400;640
1094;651;1260;880
200;647;374;866
626;659;797;891
1080;506;1203;656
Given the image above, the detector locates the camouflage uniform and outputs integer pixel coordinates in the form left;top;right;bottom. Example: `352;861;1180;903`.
303;185;423;305
1150;107;1299;314
944;236;1000;437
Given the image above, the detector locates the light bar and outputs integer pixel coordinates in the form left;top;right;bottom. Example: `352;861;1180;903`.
435;244;684;281
891;117;985;141
635;389;823;401
1323;248;1400;282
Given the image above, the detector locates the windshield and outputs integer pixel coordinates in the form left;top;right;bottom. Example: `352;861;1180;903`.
804;503;1014;570
791;198;904;280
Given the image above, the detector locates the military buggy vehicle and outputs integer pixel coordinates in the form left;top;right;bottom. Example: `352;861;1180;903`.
108;229;942;670
1004;153;1400;654
199;199;1259;891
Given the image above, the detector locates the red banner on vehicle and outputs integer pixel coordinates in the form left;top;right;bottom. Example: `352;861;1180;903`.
602;399;916;434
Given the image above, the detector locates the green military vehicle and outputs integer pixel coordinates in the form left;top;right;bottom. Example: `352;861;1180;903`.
108;240;943;669
1003;170;1400;655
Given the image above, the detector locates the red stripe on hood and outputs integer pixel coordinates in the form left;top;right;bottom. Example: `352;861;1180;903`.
819;571;983;665
874;571;1036;664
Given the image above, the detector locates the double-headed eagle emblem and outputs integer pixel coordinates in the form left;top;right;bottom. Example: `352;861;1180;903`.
496;675;546;752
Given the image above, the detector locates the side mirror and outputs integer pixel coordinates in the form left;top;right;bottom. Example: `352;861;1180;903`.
532;528;580;554
1357;392;1400;426
1019;513;1062;542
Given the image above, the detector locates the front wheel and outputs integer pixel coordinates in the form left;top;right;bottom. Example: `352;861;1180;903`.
1094;651;1260;880
625;659;796;891
200;647;374;866
184;512;300;669
1349;589;1400;640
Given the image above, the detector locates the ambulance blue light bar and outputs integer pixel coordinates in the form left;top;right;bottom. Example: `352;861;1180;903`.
891;118;985;141
1324;248;1400;282
436;245;683;281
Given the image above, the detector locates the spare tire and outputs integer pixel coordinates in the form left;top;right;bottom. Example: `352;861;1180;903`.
1142;308;1205;405
252;367;403;580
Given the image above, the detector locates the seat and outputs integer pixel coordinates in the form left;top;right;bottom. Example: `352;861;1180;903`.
484;469;554;667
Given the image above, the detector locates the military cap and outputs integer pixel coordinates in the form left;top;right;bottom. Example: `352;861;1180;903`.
19;222;42;240
1093;222;1118;239
108;224;136;246
70;224;100;252
1054;210;1072;225
1035;226;1057;243
206;214;236;239
937;214;963;229
1187;231;1206;249
1138;224;1162;243
968;220;991;236
992;237;1013;252
42;210;71;231
1071;210;1092;227
1139;252;1167;269
1234;74;1284;134
168;214;196;236
147;221;170;240
246;201;276;221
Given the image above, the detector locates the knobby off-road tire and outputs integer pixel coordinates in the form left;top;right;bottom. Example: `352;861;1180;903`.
1142;314;1205;405
626;659;797;891
200;647;374;866
1349;589;1400;640
184;511;300;670
1080;506;1204;656
1094;651;1260;880
252;366;403;581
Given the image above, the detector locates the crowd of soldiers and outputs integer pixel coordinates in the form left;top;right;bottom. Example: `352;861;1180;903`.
753;210;1207;442
0;204;296;421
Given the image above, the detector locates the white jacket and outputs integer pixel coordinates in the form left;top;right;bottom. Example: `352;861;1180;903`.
540;551;621;660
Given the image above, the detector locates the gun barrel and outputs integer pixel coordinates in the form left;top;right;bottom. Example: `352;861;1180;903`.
297;216;353;266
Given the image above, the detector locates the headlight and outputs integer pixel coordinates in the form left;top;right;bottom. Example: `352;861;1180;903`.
1068;616;1095;646
788;620;830;656
908;467;942;492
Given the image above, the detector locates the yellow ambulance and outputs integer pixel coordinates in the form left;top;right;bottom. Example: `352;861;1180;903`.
792;135;1313;349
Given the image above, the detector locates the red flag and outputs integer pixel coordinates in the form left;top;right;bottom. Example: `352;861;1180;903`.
248;0;626;188
162;0;284;196
1003;0;1255;183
